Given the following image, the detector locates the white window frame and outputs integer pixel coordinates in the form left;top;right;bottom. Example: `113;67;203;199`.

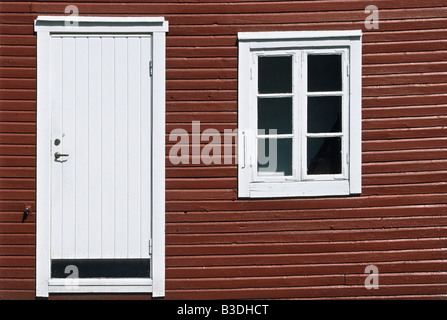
34;16;168;298
238;31;362;198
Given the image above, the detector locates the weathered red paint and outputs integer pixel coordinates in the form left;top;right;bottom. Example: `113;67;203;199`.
0;0;446;300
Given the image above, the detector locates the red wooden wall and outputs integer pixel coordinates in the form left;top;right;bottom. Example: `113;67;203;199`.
0;0;447;299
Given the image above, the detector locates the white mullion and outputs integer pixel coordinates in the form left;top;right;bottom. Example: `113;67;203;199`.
258;93;294;98
307;91;343;97
301;50;308;180
256;134;294;139
252;52;259;180
293;51;301;181
306;132;343;138
342;49;350;179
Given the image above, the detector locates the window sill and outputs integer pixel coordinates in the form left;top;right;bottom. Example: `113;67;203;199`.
243;179;354;198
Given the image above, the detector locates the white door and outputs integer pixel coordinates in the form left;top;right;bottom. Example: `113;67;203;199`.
50;35;152;278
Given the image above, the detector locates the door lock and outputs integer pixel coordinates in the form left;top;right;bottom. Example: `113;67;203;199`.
54;152;69;160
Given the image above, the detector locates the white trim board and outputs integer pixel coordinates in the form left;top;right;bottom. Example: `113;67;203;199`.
34;16;167;298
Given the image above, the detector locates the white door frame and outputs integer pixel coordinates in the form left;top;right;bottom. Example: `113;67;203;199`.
34;16;168;298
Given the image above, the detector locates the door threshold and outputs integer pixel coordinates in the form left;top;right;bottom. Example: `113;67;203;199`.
48;278;153;293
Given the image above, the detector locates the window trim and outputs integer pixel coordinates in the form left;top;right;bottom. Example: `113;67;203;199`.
238;30;362;198
34;16;167;298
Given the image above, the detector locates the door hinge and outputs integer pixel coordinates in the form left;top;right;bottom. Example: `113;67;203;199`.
149;239;153;255
149;61;153;77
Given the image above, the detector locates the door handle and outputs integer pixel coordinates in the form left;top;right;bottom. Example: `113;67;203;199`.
54;152;69;160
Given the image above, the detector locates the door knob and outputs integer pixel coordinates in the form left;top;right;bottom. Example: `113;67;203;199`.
54;152;69;160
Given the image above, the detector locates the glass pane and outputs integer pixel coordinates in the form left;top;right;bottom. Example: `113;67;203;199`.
51;259;151;278
258;138;292;176
308;54;342;92
307;137;341;175
258;97;293;134
308;96;342;133
258;56;292;94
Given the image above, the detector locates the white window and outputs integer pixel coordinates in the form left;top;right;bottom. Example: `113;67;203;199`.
238;31;362;198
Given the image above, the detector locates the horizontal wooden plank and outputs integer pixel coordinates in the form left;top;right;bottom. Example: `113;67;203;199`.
167;272;447;290
0;256;34;267
0;68;35;79
363;116;447;129
0;57;35;67
166;259;447;279
0;244;34;255
0;222;34;233
167;274;345;290
167;79;236;90
168;18;447;36
0;167;35;178
363;127;447;140
363;84;447;97
0;134;35;144
363;105;447;119
166;238;447;256
363;62;447;75
362;149;447;162
0;212;35;222
167;57;236;69
0;156;35;167
167;225;447;246
165;284;447;300
166;248;447;267
166;215;447;234
0;279;34;290
166;194;447;212
0;35;35;46
0;267;34;278
363;137;447;151
363;73;447;86
363;159;447;173
167;68;236;80
167;111;236;122
0;123;35;133
0;89;35;100
0;189;35;200
0;79;35;89
0;100;35;111
0;290;34;300
167;189;236;200
167;204;447;223
0;234;35;245
0;145;35;156
363;171;447;185
0;178;34;189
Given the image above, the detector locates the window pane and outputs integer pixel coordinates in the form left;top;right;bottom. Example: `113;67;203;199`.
308;96;342;133
308;54;342;92
258;138;292;176
258;97;293;134
258;56;292;94
307;137;341;175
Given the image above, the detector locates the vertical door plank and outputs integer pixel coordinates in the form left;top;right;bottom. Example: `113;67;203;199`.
140;36;152;258
101;37;116;258
113;37;129;258
61;37;76;259
74;37;89;259
87;37;103;259
127;37;141;258
50;36;63;259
